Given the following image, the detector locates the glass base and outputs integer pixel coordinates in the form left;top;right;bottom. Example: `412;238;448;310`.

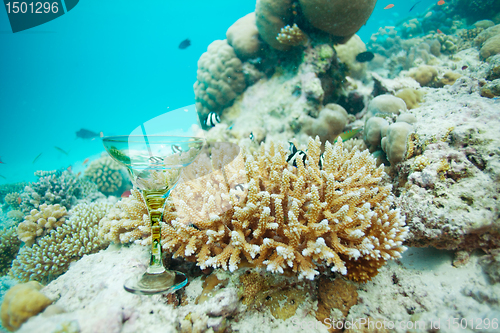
124;270;188;295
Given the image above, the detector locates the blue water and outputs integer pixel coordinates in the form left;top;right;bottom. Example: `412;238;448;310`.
0;0;439;183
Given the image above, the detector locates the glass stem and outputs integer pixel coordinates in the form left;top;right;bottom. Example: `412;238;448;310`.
142;189;168;275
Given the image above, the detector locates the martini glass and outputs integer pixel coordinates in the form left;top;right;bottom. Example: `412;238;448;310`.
102;135;205;295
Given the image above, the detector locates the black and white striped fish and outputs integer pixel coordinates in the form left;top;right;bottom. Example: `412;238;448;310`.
205;112;220;127
286;142;307;167
287;142;325;169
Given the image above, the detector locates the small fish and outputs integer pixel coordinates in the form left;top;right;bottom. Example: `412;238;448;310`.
287;142;307;167
67;166;72;172
462;65;468;70
205;112;220;127
437;0;445;5
0;157;5;164
409;1;420;12
54;146;69;155
249;132;254;141
76;128;100;139
17;197;21;205
178;38;191;49
172;145;182;154
437;28;443;34
82;158;90;165
121;190;131;198
384;4;394;9
0;175;6;180
32;153;43;164
76;171;81;177
99;131;104;138
356;51;374;63
318;153;325;170
336;127;363;141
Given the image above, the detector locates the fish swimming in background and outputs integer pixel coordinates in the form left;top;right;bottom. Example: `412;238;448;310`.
76;128;102;139
17;197;21;205
356;51;374;63
437;0;445;5
121;190;131;198
0;157;4;164
82;158;90;165
205;112;220;127
32;153;42;164
178;38;191;49
409;1;421;12
384;4;394;9
54;146;69;155
437;28;443;34
0;175;6;180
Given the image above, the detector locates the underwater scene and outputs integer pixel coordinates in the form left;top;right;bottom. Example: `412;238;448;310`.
1;0;500;332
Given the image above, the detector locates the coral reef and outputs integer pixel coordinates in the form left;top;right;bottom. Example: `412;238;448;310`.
193;40;247;126
102;138;408;282
3;193;20;210
335;35;368;80
408;65;438;87
19;171;81;213
0;281;52;331
11;201;112;283
226;12;263;60
298;0;377;42
255;0;294;51
0;183;27;206
83;156;127;196
276;23;307;46
17;203;68;246
0;227;21;276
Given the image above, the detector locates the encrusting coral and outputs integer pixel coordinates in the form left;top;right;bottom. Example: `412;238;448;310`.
100;138;408;282
11;201;112;283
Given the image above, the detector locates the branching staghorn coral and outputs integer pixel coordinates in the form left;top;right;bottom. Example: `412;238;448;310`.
100;138;407;282
11;201;112;283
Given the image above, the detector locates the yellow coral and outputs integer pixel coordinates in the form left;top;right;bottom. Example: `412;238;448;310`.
17;203;68;246
276;23;307;46
101;138;407;282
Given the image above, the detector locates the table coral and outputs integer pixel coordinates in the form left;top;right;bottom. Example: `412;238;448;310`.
101;138;408;282
11;201;112;283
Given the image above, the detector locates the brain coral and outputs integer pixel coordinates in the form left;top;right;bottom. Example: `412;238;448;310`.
100;138;408;282
11;201;112;283
299;0;377;42
194;40;247;126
